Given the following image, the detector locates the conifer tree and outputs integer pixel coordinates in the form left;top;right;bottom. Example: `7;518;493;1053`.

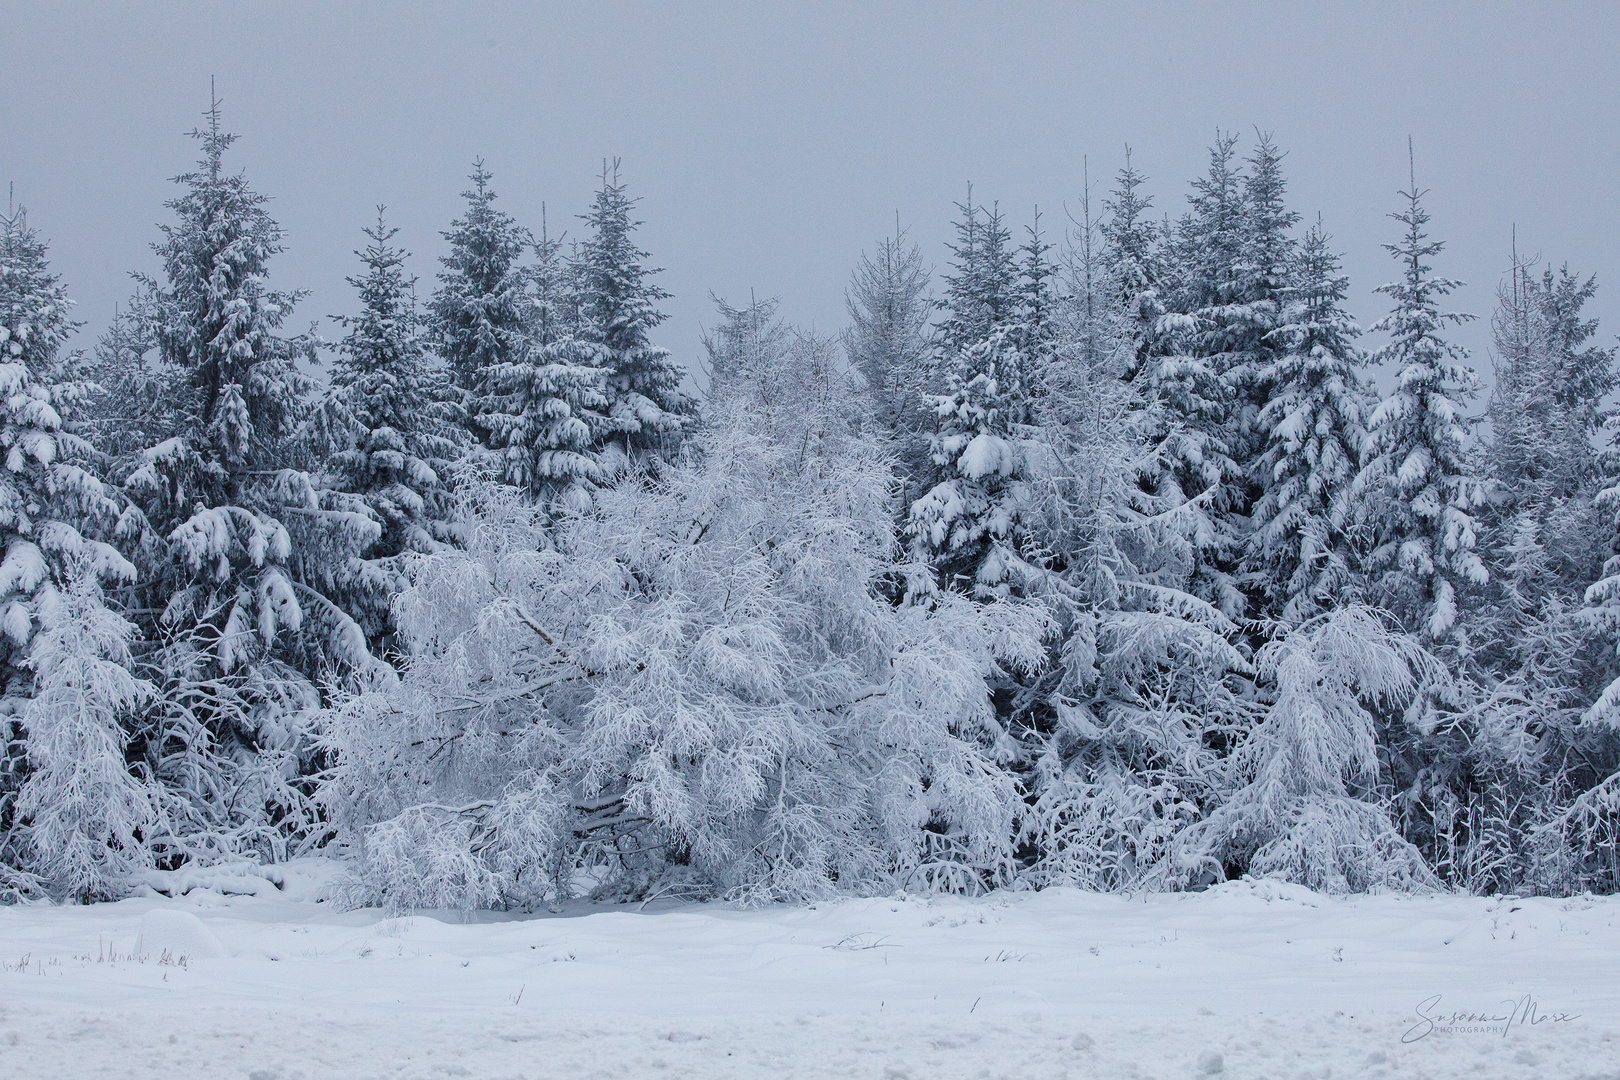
428;161;532;399
1475;261;1617;789
909;196;1038;594
1099;152;1168;379
935;191;1018;356
1019;192;1252;891
843;221;933;447
1488;260;1616;557
1010;211;1059;395
1236;134;1301;415
114;100;381;862
319;211;463;648
576;160;687;464
0;205;135;691
1159;134;1302;620
703;292;790;404
0;206;143;897
1248;222;1369;625
470;205;608;508
1356;156;1487;640
1154;135;1251;617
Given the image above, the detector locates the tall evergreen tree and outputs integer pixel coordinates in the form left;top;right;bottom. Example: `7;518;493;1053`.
1010;211;1059;397
115;100;380;863
1154;134;1251;618
1159;133;1302;621
1355;158;1486;641
428;161;532;400
576;160;687;464
843;221;933;448
1098;151;1168;379
0;206;144;898
703;292;790;404
1248;222;1369;625
1489;260;1616;547
1020;191;1252;891
471;207;608;507
935;190;1018;357
318;211;463;648
909;196;1038;594
0;205;134;691
1235;133;1302;417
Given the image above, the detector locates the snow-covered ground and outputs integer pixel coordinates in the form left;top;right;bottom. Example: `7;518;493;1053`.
0;865;1614;1079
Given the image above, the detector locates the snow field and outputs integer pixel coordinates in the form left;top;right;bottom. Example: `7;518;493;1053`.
1;869;1616;1079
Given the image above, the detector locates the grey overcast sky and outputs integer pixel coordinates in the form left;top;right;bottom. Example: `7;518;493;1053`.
4;1;1617;396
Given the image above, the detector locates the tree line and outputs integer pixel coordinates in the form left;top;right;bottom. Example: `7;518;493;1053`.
1;106;1615;907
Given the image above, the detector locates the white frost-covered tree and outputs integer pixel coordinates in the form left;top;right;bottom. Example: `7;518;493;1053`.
843;222;933;468
1018;195;1253;891
322;312;1044;909
1190;605;1435;893
10;566;160;902
701;293;790;407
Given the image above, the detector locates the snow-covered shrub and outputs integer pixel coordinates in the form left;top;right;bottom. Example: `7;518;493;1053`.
1189;606;1435;893
10;566;161;901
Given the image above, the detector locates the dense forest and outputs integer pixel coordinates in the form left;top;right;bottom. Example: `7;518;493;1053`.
2;103;1616;908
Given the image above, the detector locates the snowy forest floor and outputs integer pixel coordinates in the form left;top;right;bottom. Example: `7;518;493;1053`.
0;864;1615;1080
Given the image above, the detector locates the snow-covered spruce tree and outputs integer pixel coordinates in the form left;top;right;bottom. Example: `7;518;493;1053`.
1431;508;1608;895
843;222;934;487
1010;211;1059;385
1561;398;1620;891
576;160;688;467
321;319;1045;909
0;206;147;899
315;210;464;651
1017;192;1254;891
1350;159;1501;892
934;190;1019;356
1488;262;1616;582
1354;162;1486;642
1248;221;1370;626
1585;445;1620;730
909;197;1041;595
1099;151;1169;380
428;160;532;403
1188;605;1435;892
1459;264;1620;894
1154;133;1303;621
80;298;171;461
1152;134;1255;619
469;201;612;508
114;102;382;867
